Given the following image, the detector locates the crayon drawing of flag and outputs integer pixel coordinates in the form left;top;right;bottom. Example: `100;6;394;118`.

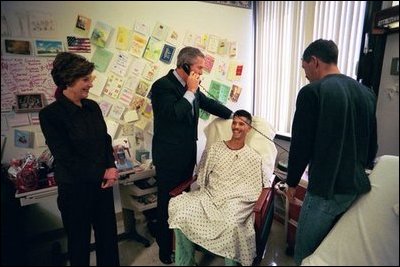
67;36;91;53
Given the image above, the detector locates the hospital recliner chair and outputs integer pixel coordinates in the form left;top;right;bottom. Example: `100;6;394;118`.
169;116;278;265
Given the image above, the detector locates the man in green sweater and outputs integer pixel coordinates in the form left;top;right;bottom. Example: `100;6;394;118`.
285;39;378;265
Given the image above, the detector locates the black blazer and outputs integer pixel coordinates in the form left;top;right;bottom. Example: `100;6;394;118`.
150;69;232;172
39;94;115;184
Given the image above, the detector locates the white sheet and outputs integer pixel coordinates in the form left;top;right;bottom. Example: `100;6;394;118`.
302;155;399;266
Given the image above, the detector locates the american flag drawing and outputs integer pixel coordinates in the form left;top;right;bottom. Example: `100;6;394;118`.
67;36;91;53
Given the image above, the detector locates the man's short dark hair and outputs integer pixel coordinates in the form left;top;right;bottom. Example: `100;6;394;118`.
233;109;252;124
302;39;338;64
51;52;94;90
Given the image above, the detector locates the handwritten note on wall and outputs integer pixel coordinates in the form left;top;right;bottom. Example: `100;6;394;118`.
1;56;56;112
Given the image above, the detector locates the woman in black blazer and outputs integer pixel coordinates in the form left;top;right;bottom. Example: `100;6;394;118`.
39;52;120;266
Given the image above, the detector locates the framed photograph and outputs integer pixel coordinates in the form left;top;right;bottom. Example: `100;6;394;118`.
74;14;92;37
34;39;64;56
15;93;46;113
2;38;32;55
76;14;91;30
14;129;34;148
229;84;242;103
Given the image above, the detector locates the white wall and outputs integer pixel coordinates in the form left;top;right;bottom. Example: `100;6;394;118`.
1;1;254;217
1;1;254;163
376;32;399;157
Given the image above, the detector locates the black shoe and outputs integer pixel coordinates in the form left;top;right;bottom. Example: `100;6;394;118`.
159;254;172;264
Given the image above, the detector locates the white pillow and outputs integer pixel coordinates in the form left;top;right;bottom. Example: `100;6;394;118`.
203;116;277;179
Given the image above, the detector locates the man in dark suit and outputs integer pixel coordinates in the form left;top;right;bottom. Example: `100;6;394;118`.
150;46;232;264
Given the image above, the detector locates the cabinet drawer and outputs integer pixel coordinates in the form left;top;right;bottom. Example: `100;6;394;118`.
121;195;157;212
120;182;157;197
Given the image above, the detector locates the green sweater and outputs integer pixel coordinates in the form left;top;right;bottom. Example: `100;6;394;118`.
286;74;377;198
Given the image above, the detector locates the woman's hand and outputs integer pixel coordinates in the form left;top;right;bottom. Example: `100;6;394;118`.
101;167;119;188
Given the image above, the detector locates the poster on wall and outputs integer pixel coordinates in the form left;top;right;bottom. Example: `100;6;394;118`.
1;56;56;111
29;12;56;37
34;39;64;56
2;39;32;55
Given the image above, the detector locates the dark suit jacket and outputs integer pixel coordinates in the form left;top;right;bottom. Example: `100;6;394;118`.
150;69;232;173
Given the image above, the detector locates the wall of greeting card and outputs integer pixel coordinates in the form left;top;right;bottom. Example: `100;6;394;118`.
1;1;254;182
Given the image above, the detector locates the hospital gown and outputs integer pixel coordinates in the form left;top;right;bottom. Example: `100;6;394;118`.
168;141;269;266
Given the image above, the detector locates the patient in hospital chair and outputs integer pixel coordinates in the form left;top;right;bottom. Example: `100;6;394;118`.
168;110;276;266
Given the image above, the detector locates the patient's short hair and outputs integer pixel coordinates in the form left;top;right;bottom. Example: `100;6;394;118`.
233;109;252;124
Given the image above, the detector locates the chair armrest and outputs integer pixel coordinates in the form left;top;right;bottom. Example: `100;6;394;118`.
254;187;273;213
169;176;197;197
254;187;274;232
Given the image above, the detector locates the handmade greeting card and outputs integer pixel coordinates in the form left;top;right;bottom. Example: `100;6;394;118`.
166;29;179;45
109;103;125;121
159;44;176;64
129;32;148;58
143;37;163;63
14;129;34;148
91;48;113;72
151;21;169;41
103;73;124;99
98;100;112;117
142;62;159;81
115;26;131;50
91;21;114;48
135;80;150;97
